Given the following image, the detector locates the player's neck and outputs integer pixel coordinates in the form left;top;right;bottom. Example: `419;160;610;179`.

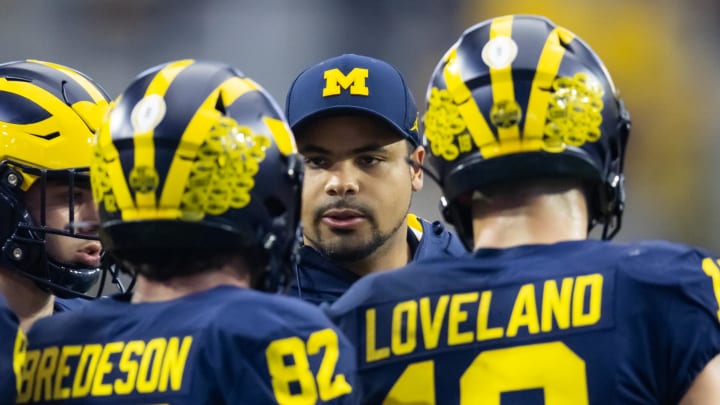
471;186;588;250
0;268;54;331
343;221;411;277
131;265;251;303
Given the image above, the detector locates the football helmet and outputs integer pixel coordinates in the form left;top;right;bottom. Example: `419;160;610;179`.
93;59;303;292
423;15;631;249
0;59;112;298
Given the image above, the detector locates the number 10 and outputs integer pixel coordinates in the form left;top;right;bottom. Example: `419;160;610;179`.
384;341;589;404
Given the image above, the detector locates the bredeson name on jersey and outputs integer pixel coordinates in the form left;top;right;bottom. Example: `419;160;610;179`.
362;273;612;365
17;336;193;403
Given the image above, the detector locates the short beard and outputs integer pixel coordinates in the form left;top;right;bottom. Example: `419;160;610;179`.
307;200;408;264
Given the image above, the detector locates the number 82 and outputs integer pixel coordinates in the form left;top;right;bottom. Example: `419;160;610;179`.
265;328;352;404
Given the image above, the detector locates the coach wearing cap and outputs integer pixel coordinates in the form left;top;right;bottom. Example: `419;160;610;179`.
284;53;465;305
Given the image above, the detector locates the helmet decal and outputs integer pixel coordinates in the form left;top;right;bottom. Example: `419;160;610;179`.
130;94;166;133
481;36;518;70
179;117;269;219
544;73;604;151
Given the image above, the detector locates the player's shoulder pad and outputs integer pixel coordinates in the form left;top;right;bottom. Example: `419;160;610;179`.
214;290;338;339
54;297;92;313
325;254;449;320
613;239;719;286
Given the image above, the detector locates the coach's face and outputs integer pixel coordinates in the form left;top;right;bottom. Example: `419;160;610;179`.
297;115;424;264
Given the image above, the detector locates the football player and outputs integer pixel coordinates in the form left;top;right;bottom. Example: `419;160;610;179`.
285;54;466;305
326;15;720;403
19;60;358;404
0;60;112;331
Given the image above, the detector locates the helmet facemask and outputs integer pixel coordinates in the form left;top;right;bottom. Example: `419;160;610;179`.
0;161;127;298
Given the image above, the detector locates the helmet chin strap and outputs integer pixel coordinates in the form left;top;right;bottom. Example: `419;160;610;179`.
2;213;120;299
46;257;102;298
42;254;132;299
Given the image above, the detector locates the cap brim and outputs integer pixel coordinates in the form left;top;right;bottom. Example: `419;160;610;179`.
291;106;418;146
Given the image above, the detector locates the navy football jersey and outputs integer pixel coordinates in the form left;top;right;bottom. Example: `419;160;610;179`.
326;240;720;404
19;286;358;404
0;294;25;403
54;297;90;313
289;214;466;305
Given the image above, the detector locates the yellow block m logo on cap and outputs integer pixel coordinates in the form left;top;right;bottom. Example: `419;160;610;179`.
322;68;369;97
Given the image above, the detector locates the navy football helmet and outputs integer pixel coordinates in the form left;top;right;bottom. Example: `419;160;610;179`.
92;59;303;292
423;15;631;249
0;60;114;298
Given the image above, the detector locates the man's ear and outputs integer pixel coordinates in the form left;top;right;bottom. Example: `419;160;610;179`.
410;145;424;192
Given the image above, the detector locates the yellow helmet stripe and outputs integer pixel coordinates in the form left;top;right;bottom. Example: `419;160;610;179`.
1;118;58;137
132;59;194;210
442;47;498;157
158;76;259;210
264;116;296;156
522;27;576;141
97;96;135;213
488;15;520;147
0;79;86;180
27;59;107;103
218;75;260;103
0;79;75;126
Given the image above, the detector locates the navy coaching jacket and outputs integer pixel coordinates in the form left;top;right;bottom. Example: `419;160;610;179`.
288;214;466;305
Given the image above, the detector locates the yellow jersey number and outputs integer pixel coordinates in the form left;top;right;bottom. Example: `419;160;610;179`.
265;328;352;404
13;328;27;396
384;341;589;404
701;258;720;322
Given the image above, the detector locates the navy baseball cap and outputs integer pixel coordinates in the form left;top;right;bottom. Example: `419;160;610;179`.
285;53;420;145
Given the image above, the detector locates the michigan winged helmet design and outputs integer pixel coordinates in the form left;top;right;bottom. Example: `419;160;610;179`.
92;59;303;291
423;15;631;249
0;59;112;298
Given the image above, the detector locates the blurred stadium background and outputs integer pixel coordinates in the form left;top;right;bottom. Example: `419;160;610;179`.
3;0;718;250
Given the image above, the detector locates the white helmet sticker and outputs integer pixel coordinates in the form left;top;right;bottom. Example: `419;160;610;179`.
130;94;166;133
481;36;519;69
